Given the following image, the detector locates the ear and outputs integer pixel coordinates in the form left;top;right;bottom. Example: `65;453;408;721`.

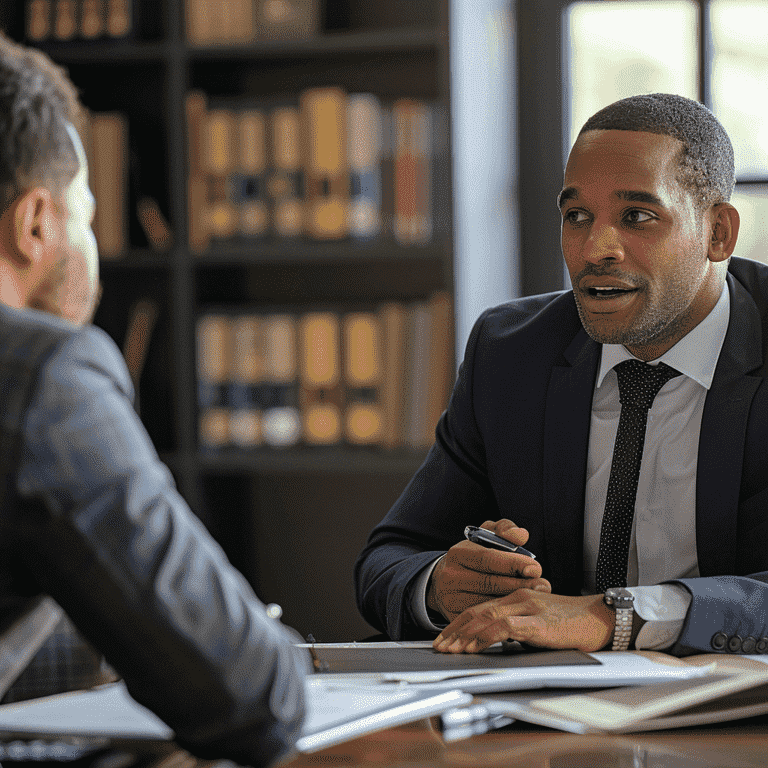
707;202;740;263
11;187;59;268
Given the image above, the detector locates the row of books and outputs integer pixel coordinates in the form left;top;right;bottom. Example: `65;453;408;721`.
185;0;320;45
26;0;132;42
187;88;435;252
196;292;453;451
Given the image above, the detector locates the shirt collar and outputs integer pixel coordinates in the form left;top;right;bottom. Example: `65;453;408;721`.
596;282;731;391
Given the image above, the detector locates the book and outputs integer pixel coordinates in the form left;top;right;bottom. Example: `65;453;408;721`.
268;103;304;239
105;0;131;38
136;197;173;252
234;108;269;238
346;94;383;241
52;0;78;41
403;300;431;449
261;314;301;448
200;108;238;241
301;87;349;240
228;315;265;448
26;0;53;41
485;654;768;734
196;314;233;450
88;112;128;259
255;0;320;40
185;91;210;253
426;291;454;436
298;312;343;445
342;312;383;445
393;98;433;245
379;301;407;449
80;0;105;39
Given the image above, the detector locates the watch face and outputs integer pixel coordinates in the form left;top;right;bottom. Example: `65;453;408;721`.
604;588;634;608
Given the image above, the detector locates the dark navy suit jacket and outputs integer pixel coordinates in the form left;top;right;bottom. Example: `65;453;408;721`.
355;256;768;656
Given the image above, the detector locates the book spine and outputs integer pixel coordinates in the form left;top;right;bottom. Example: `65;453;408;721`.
255;0;320;39
301;87;349;240
404;301;431;448
393;98;433;245
201;109;238;241
425;291;453;441
347;94;383;241
228;315;264;448
185;0;212;44
27;0;53;41
52;0;78;41
197;314;233;451
105;0;132;38
342;312;384;445
186;91;210;253
90;112;128;259
80;0;105;38
299;311;343;445
262;314;302;448
379;301;406;449
268;104;304;238
235;109;269;238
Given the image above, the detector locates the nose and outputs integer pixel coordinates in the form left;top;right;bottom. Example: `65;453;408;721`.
583;222;625;264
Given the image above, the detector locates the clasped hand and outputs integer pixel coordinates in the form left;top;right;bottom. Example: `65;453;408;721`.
427;519;614;653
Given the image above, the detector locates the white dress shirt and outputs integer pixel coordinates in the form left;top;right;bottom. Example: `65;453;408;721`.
413;284;731;650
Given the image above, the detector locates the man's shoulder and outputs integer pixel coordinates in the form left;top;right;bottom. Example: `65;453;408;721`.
474;289;581;342
0;304;124;381
729;256;768;310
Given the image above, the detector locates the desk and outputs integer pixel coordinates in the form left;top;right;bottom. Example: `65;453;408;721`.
282;717;768;767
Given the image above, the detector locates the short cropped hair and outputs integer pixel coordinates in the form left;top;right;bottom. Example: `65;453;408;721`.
579;93;735;213
0;32;81;213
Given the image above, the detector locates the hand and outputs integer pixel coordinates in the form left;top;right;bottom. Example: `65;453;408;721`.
426;519;551;623
433;590;614;654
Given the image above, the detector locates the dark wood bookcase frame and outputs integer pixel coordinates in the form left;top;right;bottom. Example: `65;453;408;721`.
0;0;454;641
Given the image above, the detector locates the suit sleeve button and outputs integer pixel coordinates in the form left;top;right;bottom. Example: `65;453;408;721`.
757;638;768;654
727;634;743;653
742;636;756;654
711;632;728;651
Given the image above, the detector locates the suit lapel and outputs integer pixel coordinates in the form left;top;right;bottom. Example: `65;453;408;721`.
543;328;600;593
697;274;763;576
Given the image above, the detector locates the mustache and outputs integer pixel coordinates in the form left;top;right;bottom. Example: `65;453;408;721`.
571;266;648;290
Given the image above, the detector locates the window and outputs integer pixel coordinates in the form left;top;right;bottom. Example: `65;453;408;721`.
565;0;768;266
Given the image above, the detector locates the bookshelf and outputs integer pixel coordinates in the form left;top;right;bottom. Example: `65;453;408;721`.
2;0;454;641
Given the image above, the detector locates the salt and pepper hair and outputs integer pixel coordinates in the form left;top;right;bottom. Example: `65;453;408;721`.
0;31;81;213
580;93;735;213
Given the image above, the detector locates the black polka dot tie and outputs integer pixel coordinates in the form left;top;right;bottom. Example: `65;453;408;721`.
595;359;682;595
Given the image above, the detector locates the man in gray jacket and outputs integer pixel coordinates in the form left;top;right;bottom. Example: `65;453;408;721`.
0;32;308;767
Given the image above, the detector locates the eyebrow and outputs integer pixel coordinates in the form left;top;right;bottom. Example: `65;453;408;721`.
556;188;665;210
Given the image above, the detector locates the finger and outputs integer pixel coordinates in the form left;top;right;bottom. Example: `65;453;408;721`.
434;592;528;649
493;519;531;546
453;542;542;579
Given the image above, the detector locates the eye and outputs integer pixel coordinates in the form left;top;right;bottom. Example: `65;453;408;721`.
624;209;655;225
563;209;589;225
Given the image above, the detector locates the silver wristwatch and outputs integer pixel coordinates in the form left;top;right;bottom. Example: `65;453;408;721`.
603;587;634;652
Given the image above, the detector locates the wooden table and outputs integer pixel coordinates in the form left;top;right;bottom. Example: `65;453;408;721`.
283;716;768;767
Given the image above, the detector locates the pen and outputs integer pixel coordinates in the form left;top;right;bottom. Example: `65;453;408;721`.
464;526;536;559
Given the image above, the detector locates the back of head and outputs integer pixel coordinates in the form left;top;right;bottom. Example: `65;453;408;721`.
579;93;735;213
0;32;81;213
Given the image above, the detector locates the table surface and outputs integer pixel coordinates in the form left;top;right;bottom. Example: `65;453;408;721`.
282;716;768;768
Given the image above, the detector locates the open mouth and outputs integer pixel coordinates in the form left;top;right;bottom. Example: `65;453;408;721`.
585;287;636;298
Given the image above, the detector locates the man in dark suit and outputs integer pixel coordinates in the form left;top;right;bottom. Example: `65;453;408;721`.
0;33;308;766
355;93;768;658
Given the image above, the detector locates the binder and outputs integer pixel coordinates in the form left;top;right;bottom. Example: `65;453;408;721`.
105;0;132;38
261;314;301;448
346;94;383;241
197;314;233;450
235;109;269;238
200;109;238;241
379;301;407;449
342;312;383;445
299;312;343;445
426;291;454;435
52;0;78;41
301;87;349;240
228;315;264;448
185;91;209;253
80;0;105;38
27;0;53;41
268;104;304;238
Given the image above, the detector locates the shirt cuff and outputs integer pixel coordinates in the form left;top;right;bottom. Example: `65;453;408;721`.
627;584;691;650
411;555;448;632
